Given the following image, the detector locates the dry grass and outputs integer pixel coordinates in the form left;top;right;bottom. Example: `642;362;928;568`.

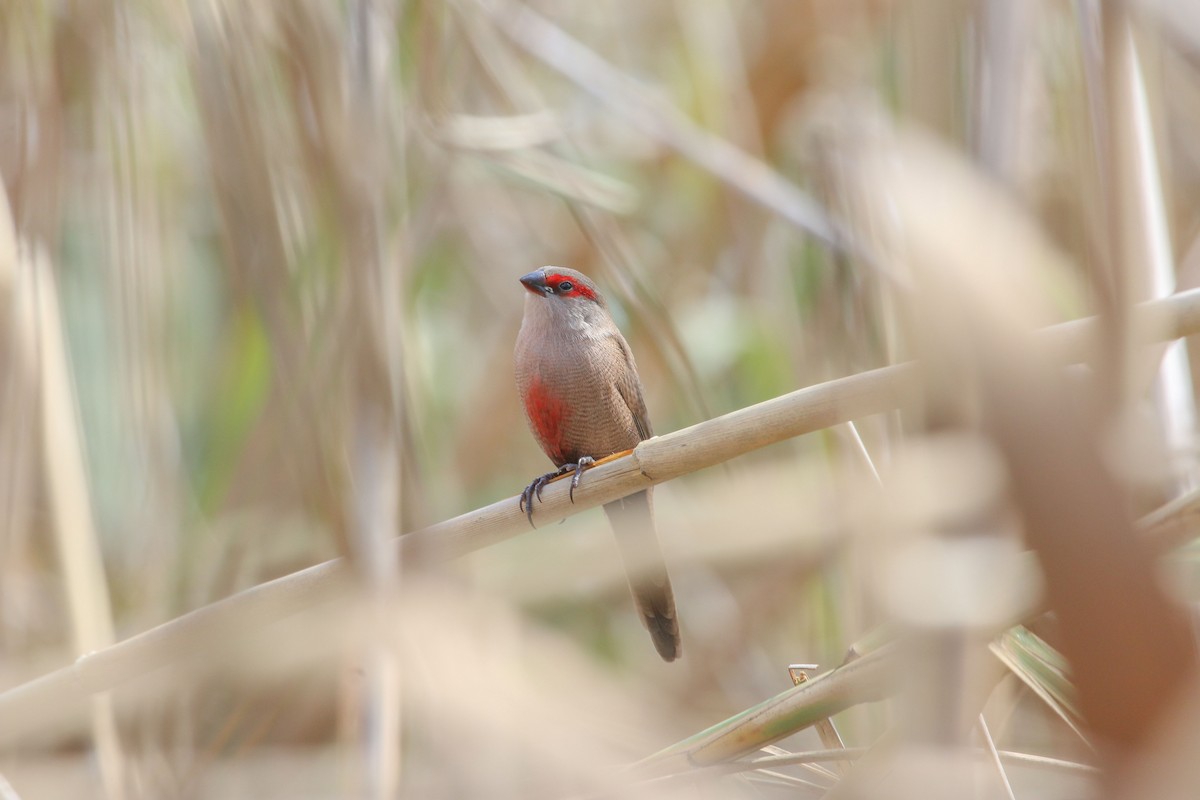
3;1;1200;798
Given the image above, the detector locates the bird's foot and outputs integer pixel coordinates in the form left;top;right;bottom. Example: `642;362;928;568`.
519;465;571;527
517;457;598;526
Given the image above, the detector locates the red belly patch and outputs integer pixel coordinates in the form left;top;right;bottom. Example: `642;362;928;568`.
523;375;568;464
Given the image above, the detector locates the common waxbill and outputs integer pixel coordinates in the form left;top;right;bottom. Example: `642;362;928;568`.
514;267;681;662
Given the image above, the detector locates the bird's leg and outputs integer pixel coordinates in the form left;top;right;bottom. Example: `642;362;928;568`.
568;456;595;503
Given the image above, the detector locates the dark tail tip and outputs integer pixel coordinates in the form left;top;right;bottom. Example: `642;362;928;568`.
646;612;681;662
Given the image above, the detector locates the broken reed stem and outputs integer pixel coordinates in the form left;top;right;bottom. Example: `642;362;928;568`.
4;286;1200;746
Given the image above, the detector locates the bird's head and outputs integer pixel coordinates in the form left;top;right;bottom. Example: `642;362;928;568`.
518;267;611;334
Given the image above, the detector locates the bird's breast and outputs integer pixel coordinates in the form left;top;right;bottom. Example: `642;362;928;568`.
521;373;569;464
516;319;640;466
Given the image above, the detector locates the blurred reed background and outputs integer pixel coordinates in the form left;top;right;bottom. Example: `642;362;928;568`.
3;0;1200;798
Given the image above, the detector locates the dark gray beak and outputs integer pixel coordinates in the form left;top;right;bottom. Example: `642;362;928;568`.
519;270;550;296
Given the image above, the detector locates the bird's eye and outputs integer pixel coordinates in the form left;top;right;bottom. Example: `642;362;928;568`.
557;281;574;292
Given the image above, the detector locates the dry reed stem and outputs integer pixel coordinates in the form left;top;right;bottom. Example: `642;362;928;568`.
681;746;1096;777
638;644;894;774
1101;12;1198;486
0;187;126;790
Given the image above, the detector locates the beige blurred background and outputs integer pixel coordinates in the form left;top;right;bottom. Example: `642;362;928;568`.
3;1;1200;798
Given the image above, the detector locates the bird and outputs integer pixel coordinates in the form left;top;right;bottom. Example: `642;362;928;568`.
513;266;681;661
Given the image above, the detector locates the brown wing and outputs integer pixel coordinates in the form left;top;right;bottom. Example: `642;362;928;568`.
611;334;653;442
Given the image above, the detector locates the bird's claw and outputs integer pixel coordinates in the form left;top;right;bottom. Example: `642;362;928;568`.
519;465;571;528
568;457;595;503
519;482;537;526
518;457;599;525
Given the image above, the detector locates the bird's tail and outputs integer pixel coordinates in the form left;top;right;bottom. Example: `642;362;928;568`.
603;489;681;661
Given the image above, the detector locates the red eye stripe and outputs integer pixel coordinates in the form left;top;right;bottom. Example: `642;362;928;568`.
544;273;596;301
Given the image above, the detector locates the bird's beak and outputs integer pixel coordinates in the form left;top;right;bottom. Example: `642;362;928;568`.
519;270;551;296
